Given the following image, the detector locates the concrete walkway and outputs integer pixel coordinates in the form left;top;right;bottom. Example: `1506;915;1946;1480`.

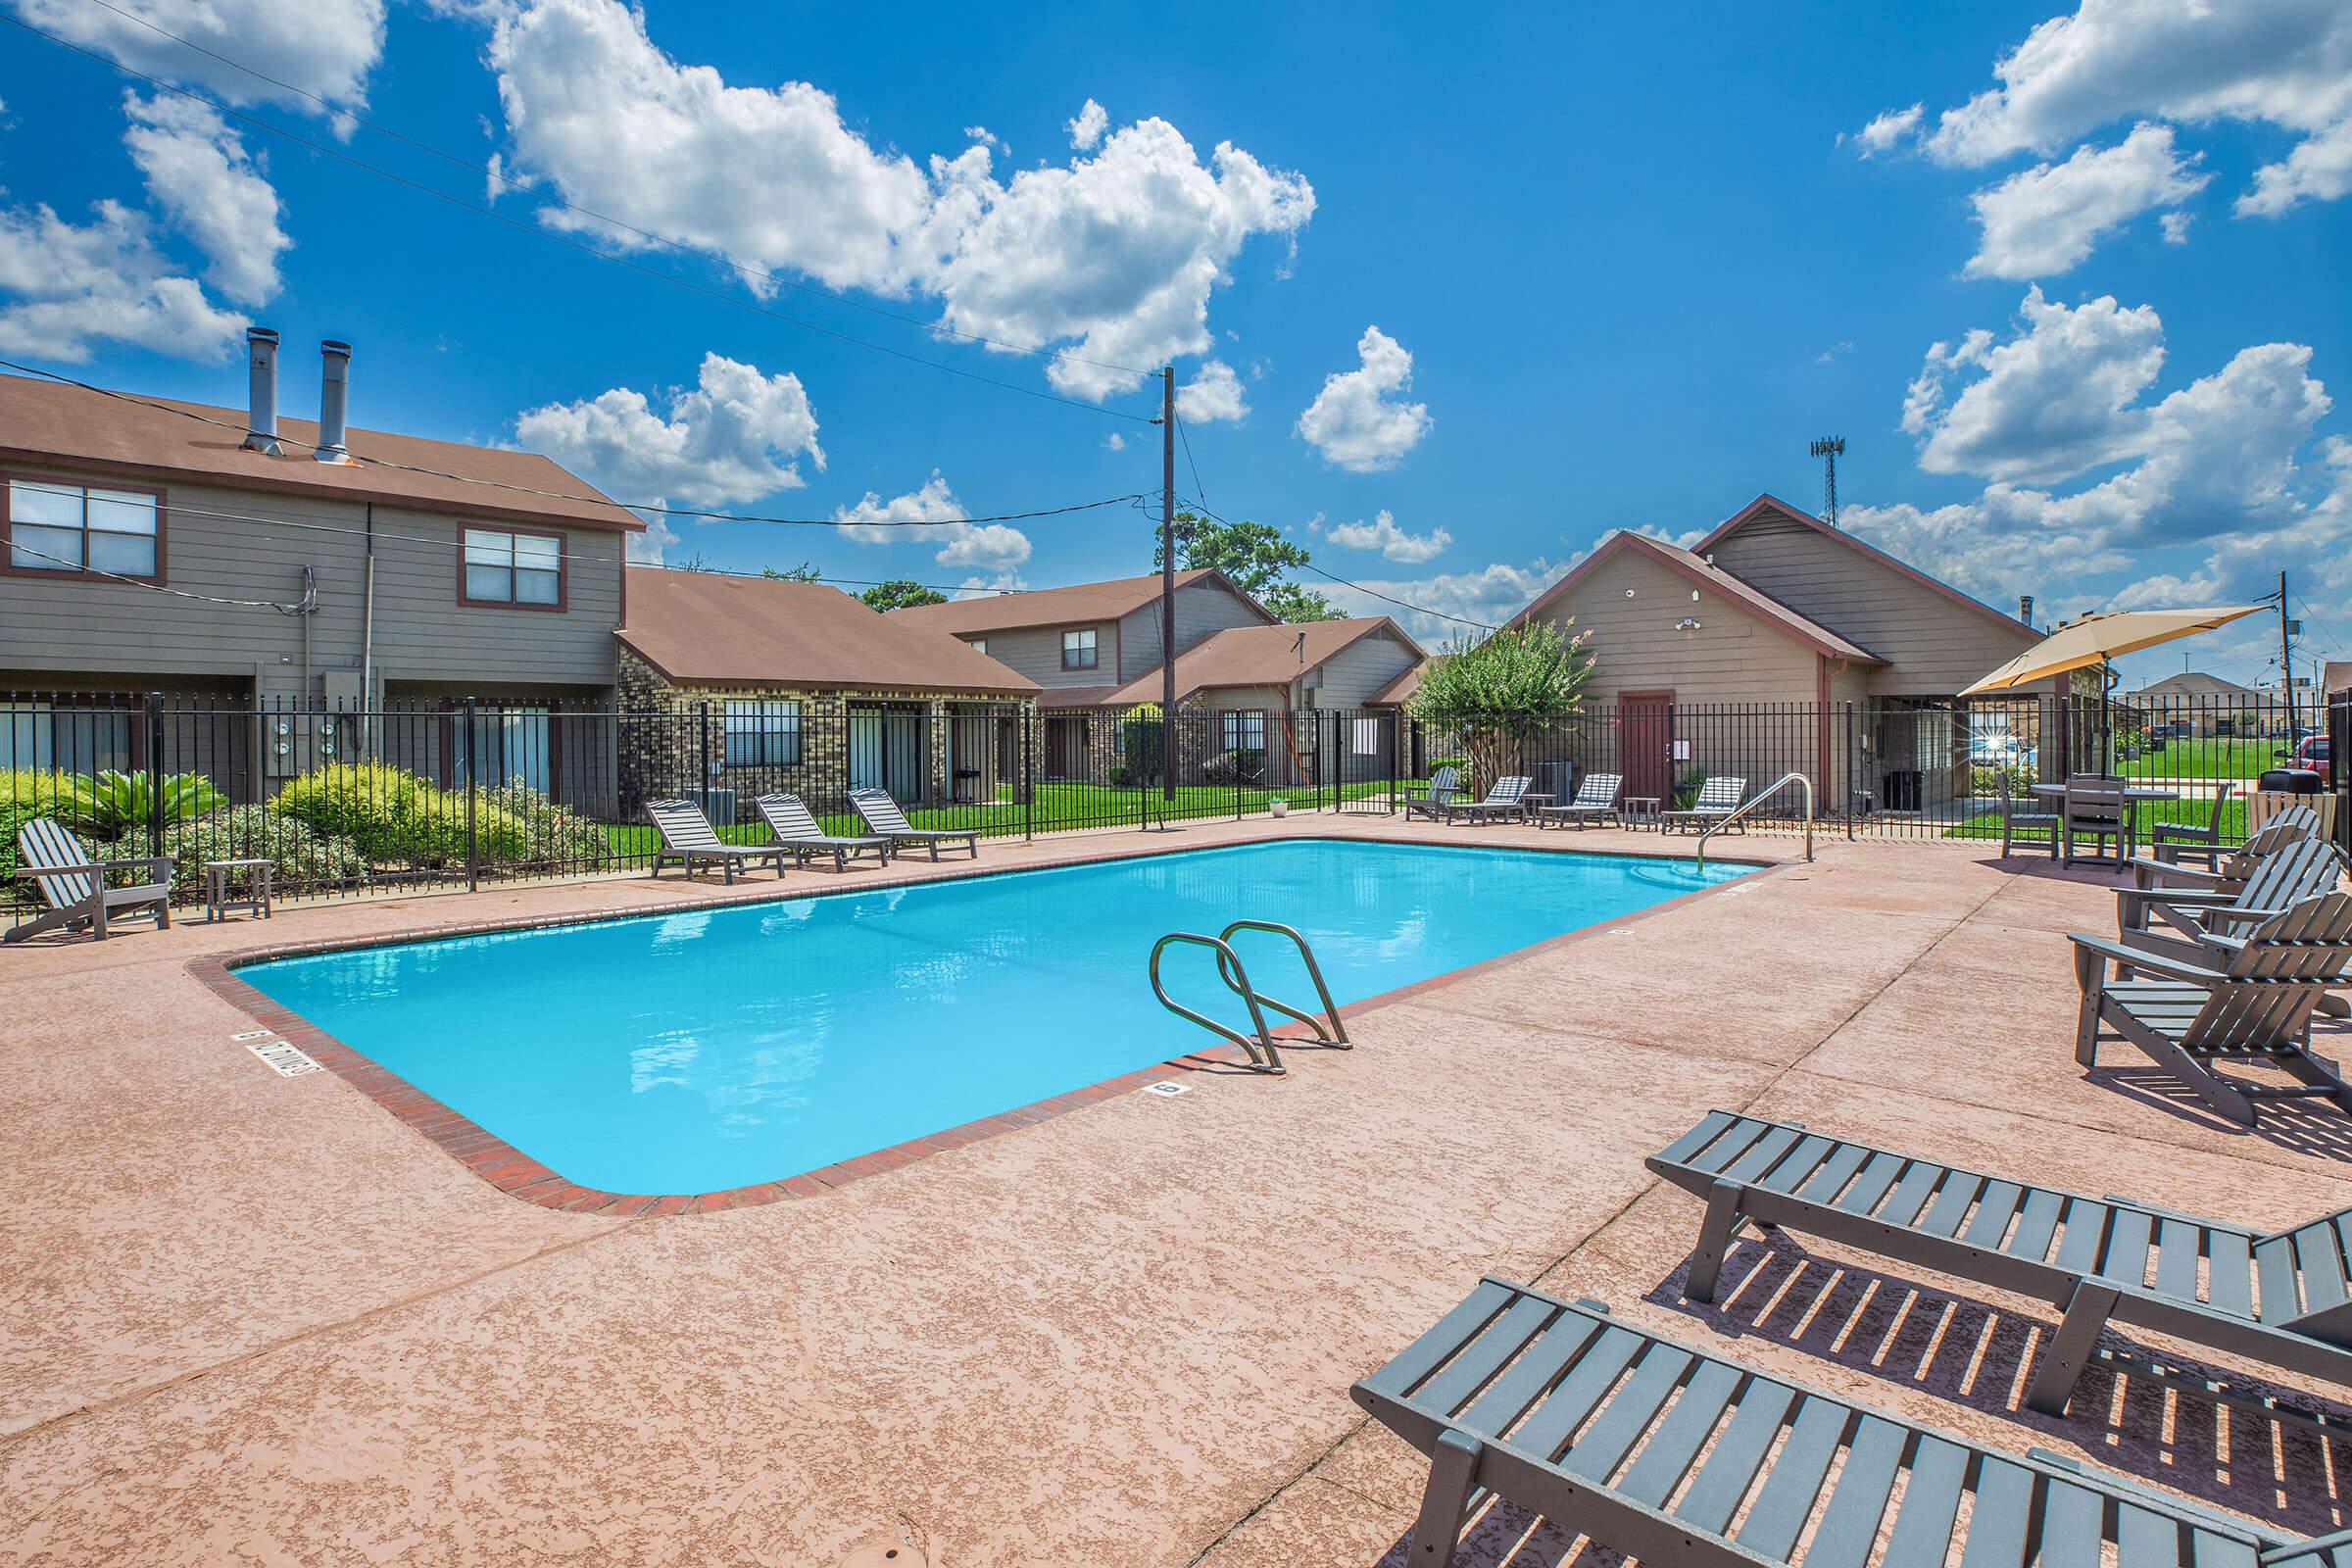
1;817;2345;1566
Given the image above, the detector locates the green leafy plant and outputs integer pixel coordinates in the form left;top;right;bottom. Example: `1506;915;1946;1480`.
1118;702;1165;786
1407;621;1595;794
1152;512;1339;622
57;770;224;839
1672;767;1706;811
1202;748;1265;786
163;807;368;898
858;578;950;611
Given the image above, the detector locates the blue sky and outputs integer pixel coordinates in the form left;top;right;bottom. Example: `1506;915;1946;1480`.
3;0;2347;683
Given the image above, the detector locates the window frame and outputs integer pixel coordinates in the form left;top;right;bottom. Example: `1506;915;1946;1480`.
722;698;804;767
0;472;168;585
457;525;568;612
1061;626;1100;670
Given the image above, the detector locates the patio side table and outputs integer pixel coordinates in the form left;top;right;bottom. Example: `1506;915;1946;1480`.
1623;796;1663;830
204;858;274;922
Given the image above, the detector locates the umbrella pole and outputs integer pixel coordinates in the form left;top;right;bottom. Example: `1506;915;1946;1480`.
2102;656;2115;774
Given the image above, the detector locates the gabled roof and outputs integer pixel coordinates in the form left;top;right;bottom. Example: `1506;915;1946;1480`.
0;371;641;532
1368;657;1437;707
2324;661;2350;698
1101;616;1423;706
2131;671;2257;699
888;568;1271;635
1509;530;1883;663
1694;494;2037;642
618;568;1040;695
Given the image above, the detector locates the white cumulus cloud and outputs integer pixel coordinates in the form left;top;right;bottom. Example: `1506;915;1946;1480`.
1176;359;1248;422
1962;122;2207;278
1324;510;1451;564
514;353;824;516
1295;325;1432;471
1066;98;1106;151
1320;561;1569;643
6;0;386;116
833;472;1030;588
0;199;245;362
1848;103;1924;158
122;93;290;306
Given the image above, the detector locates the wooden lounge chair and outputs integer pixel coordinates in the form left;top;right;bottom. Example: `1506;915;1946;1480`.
1647;1109;2352;1423
1535;771;1620;830
645;798;788;884
1447;775;1534;824
752;793;891;872
1997;776;2059;859
1399;764;1463;823
848;788;978;860
2074;891;2352;1125
1356;1273;2331;1568
5;817;172;943
2149;782;2238;870
1663;775;1745;834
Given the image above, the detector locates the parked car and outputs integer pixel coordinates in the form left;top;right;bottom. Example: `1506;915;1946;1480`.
2279;733;2331;784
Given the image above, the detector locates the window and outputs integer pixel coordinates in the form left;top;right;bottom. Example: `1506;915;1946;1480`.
6;479;161;580
1221;710;1266;752
462;527;564;607
967;637;987;656
453;707;550;792
723;699;802;766
1062;627;1099;669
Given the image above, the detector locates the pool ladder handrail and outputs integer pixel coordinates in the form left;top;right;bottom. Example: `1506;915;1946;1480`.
1149;920;1350;1075
1695;770;1814;872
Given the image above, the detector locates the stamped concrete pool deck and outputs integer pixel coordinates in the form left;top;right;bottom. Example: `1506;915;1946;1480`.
2;815;2347;1566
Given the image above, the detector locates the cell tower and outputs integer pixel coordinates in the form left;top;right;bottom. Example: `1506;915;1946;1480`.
1809;436;1845;526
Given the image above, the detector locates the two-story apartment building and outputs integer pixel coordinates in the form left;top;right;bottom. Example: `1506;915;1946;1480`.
0;332;637;801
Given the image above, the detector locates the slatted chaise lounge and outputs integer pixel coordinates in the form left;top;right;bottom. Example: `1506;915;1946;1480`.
752;793;891;872
4;817;172;943
646;798;789;884
1646;1109;2352;1423
1448;775;1534;825
1663;775;1746;834
1399;764;1463;823
2075;891;2352;1124
1356;1273;2339;1568
1535;771;1621;830
848;788;978;860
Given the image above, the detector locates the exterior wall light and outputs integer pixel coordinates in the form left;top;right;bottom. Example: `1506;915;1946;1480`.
1675;616;1703;631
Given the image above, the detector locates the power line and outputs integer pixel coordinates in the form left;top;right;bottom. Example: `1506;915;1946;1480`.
1177;497;1500;631
1174;407;1208;512
1;11;1157;424
63;0;1161;381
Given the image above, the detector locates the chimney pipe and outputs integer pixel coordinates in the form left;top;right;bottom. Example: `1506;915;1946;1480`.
2018;594;2034;626
316;339;351;463
241;327;282;455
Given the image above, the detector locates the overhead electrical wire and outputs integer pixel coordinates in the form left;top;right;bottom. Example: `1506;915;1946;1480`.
1;10;1158;423
1176;496;1500;632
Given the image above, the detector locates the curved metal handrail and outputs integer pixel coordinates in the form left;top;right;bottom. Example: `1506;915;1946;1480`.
1214;920;1350;1047
1150;932;1286;1073
1696;771;1814;872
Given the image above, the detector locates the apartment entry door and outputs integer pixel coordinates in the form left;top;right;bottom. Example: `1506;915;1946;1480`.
848;704;924;801
1621;691;1675;804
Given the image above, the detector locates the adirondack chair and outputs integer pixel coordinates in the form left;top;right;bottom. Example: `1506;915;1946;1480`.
1535;771;1621;830
1400;764;1463;823
2074;891;2352;1125
1663;775;1746;834
1356;1274;2334;1568
645;798;789;884
2149;782;2238;870
4;817;172;943
1448;775;1534;824
848;788;979;860
1997;775;2059;859
753;793;891;872
2129;803;2320;902
1647;1110;2352;1424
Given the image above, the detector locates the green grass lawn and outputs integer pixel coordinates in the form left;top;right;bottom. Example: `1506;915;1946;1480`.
2115;736;2296;780
1944;796;2248;843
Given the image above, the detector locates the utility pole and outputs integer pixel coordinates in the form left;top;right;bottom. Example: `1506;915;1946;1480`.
2278;568;2294;736
1160;366;1177;802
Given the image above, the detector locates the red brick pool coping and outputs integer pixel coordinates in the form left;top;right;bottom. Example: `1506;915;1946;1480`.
189;831;1787;1216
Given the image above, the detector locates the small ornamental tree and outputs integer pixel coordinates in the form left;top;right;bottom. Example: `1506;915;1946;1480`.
858;578;950;611
1406;620;1595;794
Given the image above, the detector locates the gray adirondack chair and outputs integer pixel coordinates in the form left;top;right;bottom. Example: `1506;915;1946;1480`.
1356;1273;2332;1568
2118;835;2347;946
2074;890;2352;1125
1663;775;1746;834
1448;774;1535;824
2148;782;2238;869
2129;803;2320;902
1997;775;2059;859
646;798;788;883
1647;1110;2352;1426
752;793;891;872
1400;764;1463;822
1535;771;1620;830
848;788;978;859
5;817;172;943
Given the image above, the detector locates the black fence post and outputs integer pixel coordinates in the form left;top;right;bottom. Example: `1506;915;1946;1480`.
463;696;479;893
144;690;166;859
1023;708;1035;843
698;700;713;828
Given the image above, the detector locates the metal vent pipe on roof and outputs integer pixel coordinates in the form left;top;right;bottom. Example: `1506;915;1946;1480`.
241;327;282;455
317;339;352;463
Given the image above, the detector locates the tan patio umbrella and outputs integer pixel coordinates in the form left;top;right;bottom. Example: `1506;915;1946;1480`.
1960;605;2268;771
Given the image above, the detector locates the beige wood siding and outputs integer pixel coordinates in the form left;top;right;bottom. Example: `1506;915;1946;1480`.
956;621;1116;692
1522;545;1823;705
1310;628;1419;709
1117;577;1270;679
1703;509;2034;697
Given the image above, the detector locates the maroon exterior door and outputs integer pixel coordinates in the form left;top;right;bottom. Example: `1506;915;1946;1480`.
1622;691;1674;803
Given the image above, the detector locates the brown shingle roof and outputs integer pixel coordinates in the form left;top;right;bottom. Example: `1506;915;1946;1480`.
1102;617;1422;705
618;569;1040;695
0;371;640;532
888;568;1261;634
1510;531;1884;664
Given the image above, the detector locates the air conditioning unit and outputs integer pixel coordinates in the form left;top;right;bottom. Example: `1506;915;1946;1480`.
693;786;738;824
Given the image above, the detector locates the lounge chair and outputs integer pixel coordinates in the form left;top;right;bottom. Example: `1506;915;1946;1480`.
1997;776;2058;859
4;817;172;943
1662;775;1745;834
2117;835;2346;945
1447;775;1534;824
646;798;788;884
1356;1273;2331;1568
2074;891;2352;1125
1647;1108;2352;1421
1399;764;1464;823
2148;782;2237;870
849;788;978;860
2128;803;2319;902
753;793;891;872
1534;771;1620;830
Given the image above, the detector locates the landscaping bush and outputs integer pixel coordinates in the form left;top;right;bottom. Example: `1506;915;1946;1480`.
1671;767;1706;811
163;806;368;898
476;781;608;867
273;762;528;868
1201;748;1264;786
1970;762;2035;799
1118;703;1164;786
1;771;84;905
58;770;224;840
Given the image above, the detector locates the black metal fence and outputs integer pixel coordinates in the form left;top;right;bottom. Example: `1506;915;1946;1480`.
4;688;2343;924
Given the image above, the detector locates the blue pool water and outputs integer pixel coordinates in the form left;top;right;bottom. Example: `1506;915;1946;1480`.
239;840;1746;1193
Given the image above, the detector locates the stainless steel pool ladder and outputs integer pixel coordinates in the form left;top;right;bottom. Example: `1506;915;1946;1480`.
1148;920;1350;1075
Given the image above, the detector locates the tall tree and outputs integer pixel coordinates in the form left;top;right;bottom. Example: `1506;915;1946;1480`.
1152;511;1341;622
859;578;950;612
1408;620;1596;792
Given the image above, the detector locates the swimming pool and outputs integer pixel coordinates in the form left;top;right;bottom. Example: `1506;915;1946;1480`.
238;840;1748;1194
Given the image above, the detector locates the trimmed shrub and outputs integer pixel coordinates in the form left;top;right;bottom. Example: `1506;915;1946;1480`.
163;807;368;898
1;771;82;905
476;781;608;867
272;763;527;868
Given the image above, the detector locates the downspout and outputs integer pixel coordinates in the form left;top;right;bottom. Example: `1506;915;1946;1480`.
1817;655;1846;815
361;503;376;759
